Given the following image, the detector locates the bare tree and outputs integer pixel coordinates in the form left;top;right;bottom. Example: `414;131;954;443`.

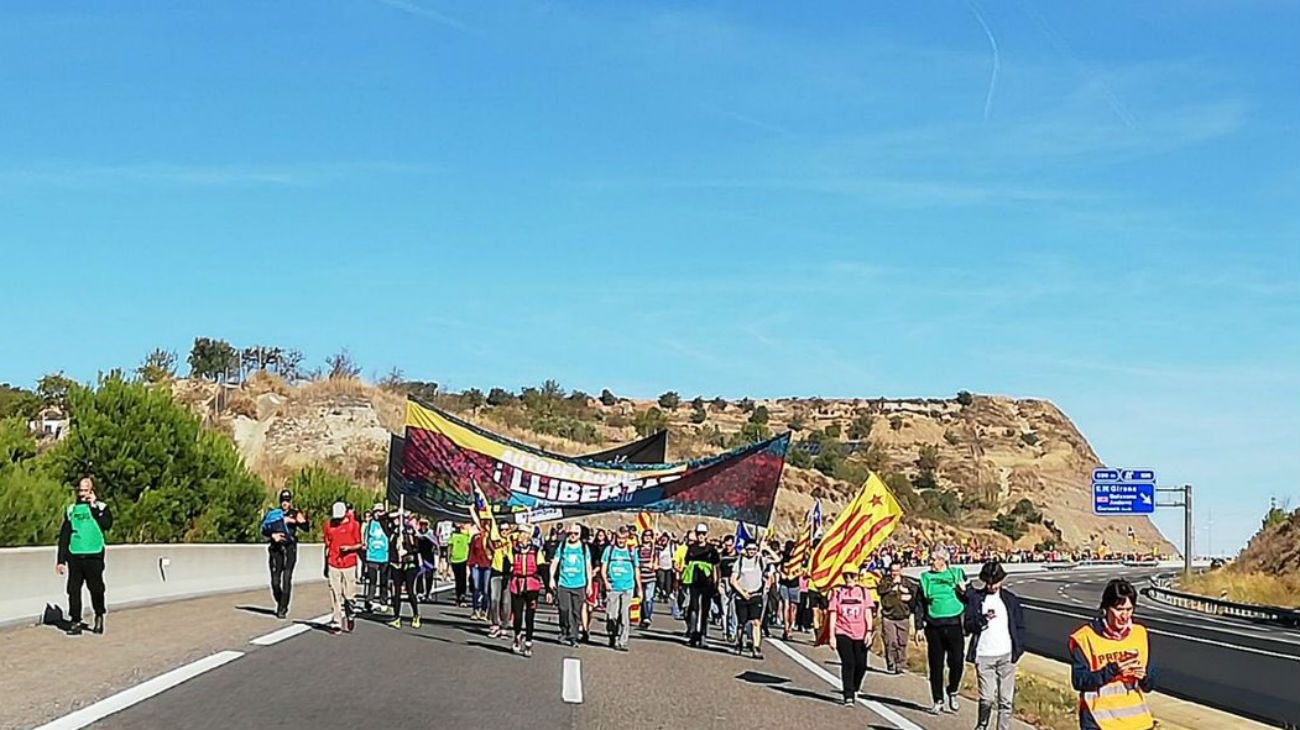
326;348;362;380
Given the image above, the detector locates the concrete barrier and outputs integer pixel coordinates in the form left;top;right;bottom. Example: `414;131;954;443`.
1;543;325;629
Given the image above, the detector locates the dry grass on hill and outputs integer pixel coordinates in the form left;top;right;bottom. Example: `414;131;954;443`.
1179;569;1300;608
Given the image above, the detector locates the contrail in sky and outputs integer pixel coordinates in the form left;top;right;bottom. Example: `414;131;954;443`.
968;0;1000;122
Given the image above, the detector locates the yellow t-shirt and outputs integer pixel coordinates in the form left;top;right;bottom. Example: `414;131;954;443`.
490;539;514;572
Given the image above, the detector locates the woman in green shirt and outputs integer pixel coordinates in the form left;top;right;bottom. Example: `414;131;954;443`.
917;548;967;715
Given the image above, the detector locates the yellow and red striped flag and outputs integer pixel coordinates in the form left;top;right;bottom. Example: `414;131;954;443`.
808;472;903;592
636;511;656;534
784;520;813;579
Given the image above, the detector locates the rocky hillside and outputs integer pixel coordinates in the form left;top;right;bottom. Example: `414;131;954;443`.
179;377;1174;554
1235;508;1300;577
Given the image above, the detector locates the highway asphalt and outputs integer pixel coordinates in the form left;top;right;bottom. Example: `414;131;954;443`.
1006;567;1300;728
82;596;1026;730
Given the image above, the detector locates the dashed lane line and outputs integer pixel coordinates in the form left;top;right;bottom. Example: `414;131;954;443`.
250;584;457;646
33;650;245;730
767;637;925;730
249;613;334;645
562;657;583;704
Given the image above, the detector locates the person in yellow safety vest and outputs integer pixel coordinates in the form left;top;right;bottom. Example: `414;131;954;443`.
1068;578;1156;730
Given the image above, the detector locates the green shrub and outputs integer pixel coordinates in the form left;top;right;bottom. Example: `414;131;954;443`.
991;512;1026;541
848;412;873;440
0;384;40;420
44;374;266;544
788;444;814;469
658;392;681;410
633;407;669;438
529;415;601;444
0;463;68;546
0;417;37;465
750;406;770;425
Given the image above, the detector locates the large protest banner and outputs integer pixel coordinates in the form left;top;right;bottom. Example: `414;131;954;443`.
388;399;788;526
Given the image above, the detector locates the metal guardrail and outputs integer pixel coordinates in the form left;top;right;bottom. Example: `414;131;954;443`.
1144;574;1300;627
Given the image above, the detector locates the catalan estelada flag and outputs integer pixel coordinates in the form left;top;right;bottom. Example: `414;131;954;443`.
808;473;902;592
636;511;655;534
784;518;814;580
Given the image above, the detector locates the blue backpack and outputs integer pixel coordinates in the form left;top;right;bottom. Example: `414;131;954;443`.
261;508;286;539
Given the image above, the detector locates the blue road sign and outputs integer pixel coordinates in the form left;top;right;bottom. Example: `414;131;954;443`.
1092;467;1157;515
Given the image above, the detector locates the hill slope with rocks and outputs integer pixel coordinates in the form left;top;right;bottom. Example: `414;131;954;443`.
182;376;1173;554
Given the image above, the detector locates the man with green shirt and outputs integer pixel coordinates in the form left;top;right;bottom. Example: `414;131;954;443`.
448;523;471;606
56;477;113;636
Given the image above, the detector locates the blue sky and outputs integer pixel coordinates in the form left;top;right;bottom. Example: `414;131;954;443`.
1;1;1296;553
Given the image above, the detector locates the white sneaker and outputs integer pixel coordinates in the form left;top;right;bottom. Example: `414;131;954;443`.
929;701;943;715
947;693;960;713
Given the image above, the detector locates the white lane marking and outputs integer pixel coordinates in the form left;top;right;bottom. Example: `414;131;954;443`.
251;583;455;646
767;638;924;730
562;657;583;704
1023;604;1300;661
34;650;244;730
249;613;333;645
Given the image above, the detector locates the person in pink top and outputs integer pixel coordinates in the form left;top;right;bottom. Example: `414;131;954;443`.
827;564;875;705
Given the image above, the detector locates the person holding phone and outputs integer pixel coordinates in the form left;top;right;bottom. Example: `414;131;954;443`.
964;561;1025;730
1069;578;1155;730
916;547;967;714
56;477;113;636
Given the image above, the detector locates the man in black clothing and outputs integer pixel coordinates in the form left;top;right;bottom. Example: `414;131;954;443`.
682;523;721;648
56;477;112;636
262;489;309;619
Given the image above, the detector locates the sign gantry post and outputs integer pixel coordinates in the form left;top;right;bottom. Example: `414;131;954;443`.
1092;469;1194;576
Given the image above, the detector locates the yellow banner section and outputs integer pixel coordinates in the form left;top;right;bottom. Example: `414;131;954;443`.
405;400;685;487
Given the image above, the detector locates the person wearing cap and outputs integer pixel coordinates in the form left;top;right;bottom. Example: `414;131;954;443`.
730;539;767;658
828;565;875;705
362;504;391;613
550;523;592;646
414;518;438;601
682;522;721;648
964;560;1026;730
261;488;310;619
322;502;362;634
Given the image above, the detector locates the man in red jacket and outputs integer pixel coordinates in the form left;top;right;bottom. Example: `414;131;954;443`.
322;502;363;634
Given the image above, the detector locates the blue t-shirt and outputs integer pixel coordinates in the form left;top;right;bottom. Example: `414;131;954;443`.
602;545;640;592
365;520;390;563
557;542;591;590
